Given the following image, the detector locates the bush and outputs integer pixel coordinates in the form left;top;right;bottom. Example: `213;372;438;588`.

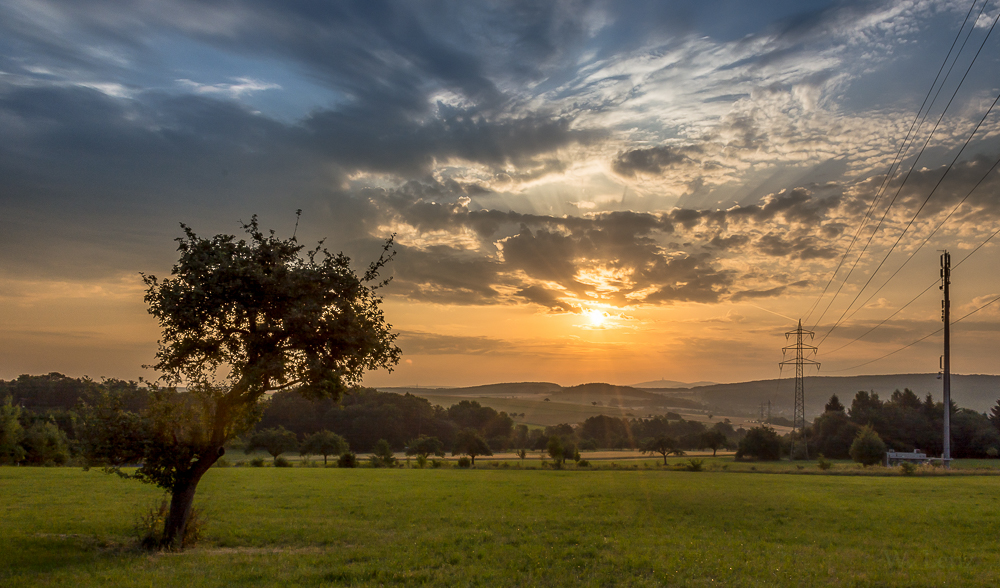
735;427;782;461
213;458;231;468
372;438;396;467
685;458;704;472
457;457;472;468
900;461;917;476
135;496;205;550
415;455;428;469
249;457;266;467
849;426;886;466
274;456;292;468
431;459;444;468
817;454;832;470
987;447;998;458
337;452;357;468
577;459;590;467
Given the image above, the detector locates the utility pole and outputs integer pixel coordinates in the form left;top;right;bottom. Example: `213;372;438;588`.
780;320;820;459
940;251;951;468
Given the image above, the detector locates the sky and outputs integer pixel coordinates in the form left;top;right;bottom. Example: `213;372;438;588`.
2;0;1000;388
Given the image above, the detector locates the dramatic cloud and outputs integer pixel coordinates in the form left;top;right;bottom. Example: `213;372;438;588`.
2;0;999;384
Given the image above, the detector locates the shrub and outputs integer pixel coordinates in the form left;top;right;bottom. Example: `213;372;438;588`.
337;452;357;468
372;439;396;467
457;457;472;468
900;461;917;476
136;496;205;551
817;454;832;470
577;459;590;467
249;457;266;467
987;447;998;458
274;456;292;468
849;426;886;466
415;455;428;469
685;458;704;472
431;459;444;468
213;458;231;468
735;426;782;461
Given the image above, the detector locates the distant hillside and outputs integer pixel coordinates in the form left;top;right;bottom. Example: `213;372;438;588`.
631;379;718;389
380;373;1000;423
685;373;1000;417
379;381;705;411
380;382;562;397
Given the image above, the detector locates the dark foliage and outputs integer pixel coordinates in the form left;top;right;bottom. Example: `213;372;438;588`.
735;426;782;461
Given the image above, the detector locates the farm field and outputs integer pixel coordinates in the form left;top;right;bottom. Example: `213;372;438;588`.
3;466;1000;587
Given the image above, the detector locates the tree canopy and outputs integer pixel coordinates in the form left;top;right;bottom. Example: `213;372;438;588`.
83;217;400;548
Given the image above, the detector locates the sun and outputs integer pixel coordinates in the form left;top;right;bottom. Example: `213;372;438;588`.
585;308;607;328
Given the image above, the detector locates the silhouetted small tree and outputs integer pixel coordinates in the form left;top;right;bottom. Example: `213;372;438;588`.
735;426;781;461
300;430;348;465
371;438;396;467
247;427;299;464
405;435;445;459
452;429;491;465
641;436;680;465
546;435;564;467
849;425;886;466
700;430;728;456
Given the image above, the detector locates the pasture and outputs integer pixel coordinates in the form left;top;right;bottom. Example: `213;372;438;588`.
2;465;999;587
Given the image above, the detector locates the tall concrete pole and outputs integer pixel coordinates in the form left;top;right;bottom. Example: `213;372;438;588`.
941;251;951;467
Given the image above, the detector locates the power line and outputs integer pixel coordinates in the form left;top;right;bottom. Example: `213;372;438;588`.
825;289;1000;373
838;154;1000;326
821;219;1000;356
804;0;988;327
815;37;1000;348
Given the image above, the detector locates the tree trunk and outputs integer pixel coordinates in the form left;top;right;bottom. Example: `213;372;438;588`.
161;456;215;549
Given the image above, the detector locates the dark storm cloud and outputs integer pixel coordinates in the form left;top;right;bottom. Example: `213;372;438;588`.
730;286;787;302
304;106;596;176
514;286;577;313
756;234;839;260
389;245;503;305
611;145;703;177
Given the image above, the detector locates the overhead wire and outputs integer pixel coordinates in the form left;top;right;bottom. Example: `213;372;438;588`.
825;292;1000;373
814;12;1000;347
801;0;984;326
807;0;993;331
821;217;1000;357
837;153;1000;326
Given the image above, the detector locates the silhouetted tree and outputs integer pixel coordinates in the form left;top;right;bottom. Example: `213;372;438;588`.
82;217;399;548
849;425;886;466
21;421;70;465
452;429;491;465
546;435;564;467
0;396;25;464
735;426;781;461
371;438;396;467
300;430;348;465
642;436;680;465
405;435;445;459
699;430;728;456
825;394;846;414
246;427;300;463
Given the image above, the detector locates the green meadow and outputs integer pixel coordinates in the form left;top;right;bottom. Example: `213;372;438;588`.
3;466;999;587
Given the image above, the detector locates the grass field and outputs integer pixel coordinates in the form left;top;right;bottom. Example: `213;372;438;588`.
3;466;999;587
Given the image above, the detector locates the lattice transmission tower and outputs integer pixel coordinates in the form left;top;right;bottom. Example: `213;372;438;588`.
780;320;820;459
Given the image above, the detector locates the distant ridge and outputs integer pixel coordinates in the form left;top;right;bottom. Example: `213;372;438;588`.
379;373;1000;417
631;379;718;389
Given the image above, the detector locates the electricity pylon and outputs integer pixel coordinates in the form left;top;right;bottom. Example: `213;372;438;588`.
780;320;820;459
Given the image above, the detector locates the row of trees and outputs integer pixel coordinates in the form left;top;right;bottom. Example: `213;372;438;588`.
806;390;1000;459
